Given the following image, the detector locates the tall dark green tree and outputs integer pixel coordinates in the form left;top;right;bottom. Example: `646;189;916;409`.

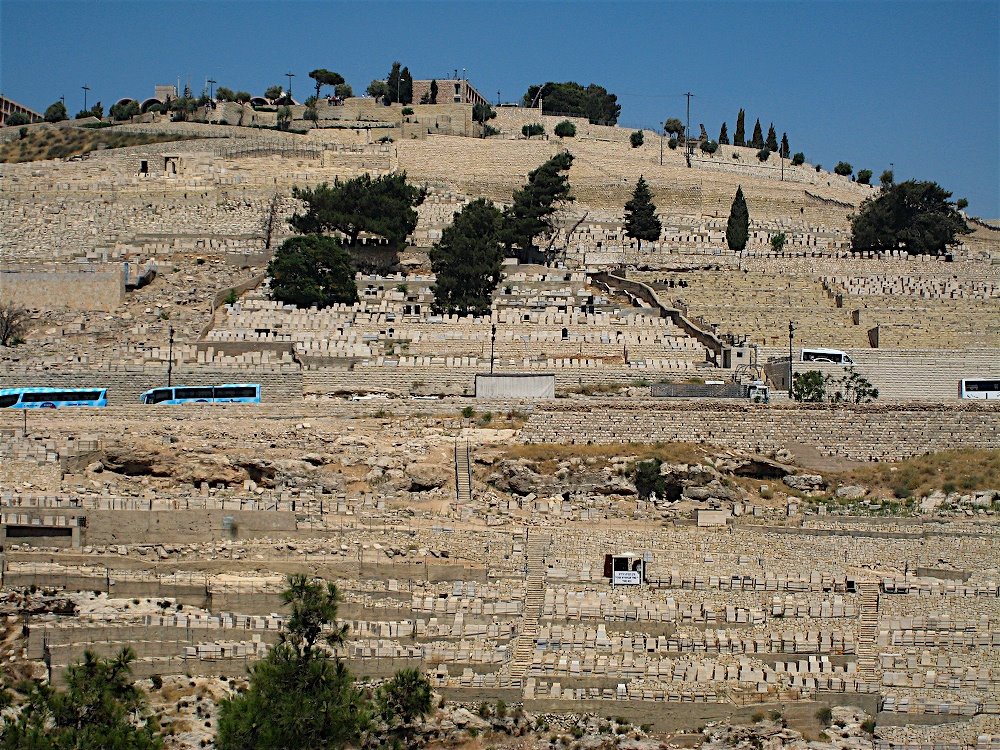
726;185;750;252
290;172;426;250
309;69;345;100
385;62;402;104
779;132;790;159
399;66;414;105
750;119;764;149
430;198;504;316
429;79;438;104
267;235;358;309
850;180;970;255
216;575;370;750
501;151;575;258
44;100;68;122
521;82;620;125
718;122;729;145
624;176;662;251
765;123;778;152
664;117;684;140
0;647;163;749
734;109;746;147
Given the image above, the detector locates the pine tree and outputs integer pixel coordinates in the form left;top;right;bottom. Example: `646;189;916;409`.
430;198;504;316
734;109;745;147
501;151;575;259
780;133;790;159
751;119;764;149
718;122;729;145
623;176;662;251
726;185;750;252
766;123;778;152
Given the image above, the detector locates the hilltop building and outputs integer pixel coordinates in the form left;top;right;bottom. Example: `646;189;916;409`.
0;95;43;126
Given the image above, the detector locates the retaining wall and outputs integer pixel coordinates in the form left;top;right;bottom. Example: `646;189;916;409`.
520;400;1000;461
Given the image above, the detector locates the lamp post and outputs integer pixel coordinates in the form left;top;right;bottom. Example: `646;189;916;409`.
167;326;175;387
207;79;216;100
490;324;497;374
81;85;90;113
284;72;295;98
788;320;795;393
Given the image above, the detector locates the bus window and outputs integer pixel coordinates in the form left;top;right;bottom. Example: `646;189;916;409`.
149;388;174;404
0;394;20;408
174;387;214;400
214;386;258;400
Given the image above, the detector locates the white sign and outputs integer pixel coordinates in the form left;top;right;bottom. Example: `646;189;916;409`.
613;570;641;585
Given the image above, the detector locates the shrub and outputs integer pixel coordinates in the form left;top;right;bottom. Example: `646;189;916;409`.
6;112;29;126
461;406;475;419
554;120;576;138
815;164;822;171
770;232;786;252
401;107;414;115
816;706;833;726
151;674;163;689
18;126;28;139
522;123;545;138
791;151;805;166
630;130;644;148
834;161;853;176
757;148;770;162
495;699;507;717
478;701;490;718
750;712;764;723
483;124;500;137
667;137;678;150
224;290;239;306
861;718;876;734
700;139;718;154
857;169;873;185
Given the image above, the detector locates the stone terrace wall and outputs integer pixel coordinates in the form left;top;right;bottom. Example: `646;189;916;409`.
0;263;124;311
520;401;1000;461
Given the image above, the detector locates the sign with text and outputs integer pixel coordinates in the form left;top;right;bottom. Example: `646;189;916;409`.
612;570;641;586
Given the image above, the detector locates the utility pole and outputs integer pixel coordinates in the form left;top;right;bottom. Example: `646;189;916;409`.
285;72;295;98
684;91;695;159
788;321;795;393
167;326;175;387
81;85;90;113
207;79;217;100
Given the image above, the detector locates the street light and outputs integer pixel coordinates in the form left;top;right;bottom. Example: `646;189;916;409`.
284;72;295;98
490;324;497;374
81;85;90;113
207;79;217;100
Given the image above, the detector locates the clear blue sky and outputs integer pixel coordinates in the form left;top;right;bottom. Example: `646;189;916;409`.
2;0;998;216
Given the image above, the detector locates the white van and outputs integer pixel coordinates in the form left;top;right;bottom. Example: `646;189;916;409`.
800;348;853;365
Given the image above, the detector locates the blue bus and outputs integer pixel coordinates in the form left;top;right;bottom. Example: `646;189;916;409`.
139;384;261;405
0;387;109;409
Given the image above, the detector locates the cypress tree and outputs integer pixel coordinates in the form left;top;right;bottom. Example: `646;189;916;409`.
780;133;790;159
385;61;401;104
734;109;745;147
400;66;414;105
429;79;438;104
766;123;778;152
751;119;764;149
624;176;662;252
726;185;750;252
718;122;729;145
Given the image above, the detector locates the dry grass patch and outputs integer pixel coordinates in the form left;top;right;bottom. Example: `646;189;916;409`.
0;126;207;163
832;448;1000;499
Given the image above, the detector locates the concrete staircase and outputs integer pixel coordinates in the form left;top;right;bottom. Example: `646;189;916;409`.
454;441;472;505
856;582;881;685
508;534;548;685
